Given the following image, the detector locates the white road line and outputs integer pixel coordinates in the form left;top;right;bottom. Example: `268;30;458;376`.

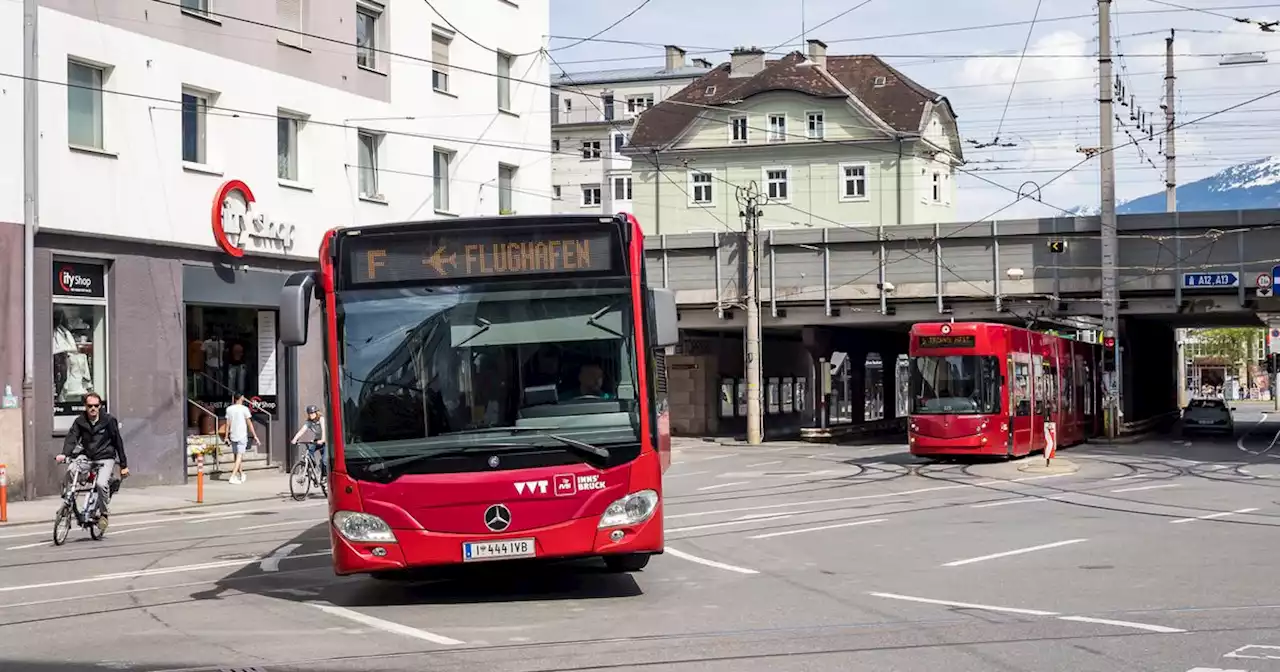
745;461;782;468
1170;508;1259;524
308;603;464;645
1226;644;1280;659
696;481;749;492
1010;473;1072;482
668;515;794;533
0;508;272;540
694;453;737;462
747;518;887;540
186;514;247;524
664;547;759;575
1056;615;1185;633
942;539;1088;567
261;543;302;572
108;526;162;536
868;591;1059;616
0;551;330;594
662;471;709;479
240;519;323;531
665;484;971;520
5;541;48;551
971;497;1044;508
1238;412;1271;455
1112;484;1180;493
1107;474;1141;481
1186;668;1249;672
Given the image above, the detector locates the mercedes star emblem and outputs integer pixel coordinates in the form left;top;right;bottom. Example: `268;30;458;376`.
484;504;511;532
487;456;500;468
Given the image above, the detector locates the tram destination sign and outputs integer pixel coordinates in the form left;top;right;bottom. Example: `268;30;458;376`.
916;334;976;348
348;227;617;284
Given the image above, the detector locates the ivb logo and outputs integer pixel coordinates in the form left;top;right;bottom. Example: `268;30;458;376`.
553;474;577;497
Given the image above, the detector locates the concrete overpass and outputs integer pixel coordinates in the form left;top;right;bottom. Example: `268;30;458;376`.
648;208;1280;435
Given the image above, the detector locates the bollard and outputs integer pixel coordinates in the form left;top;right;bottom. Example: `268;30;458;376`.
195;453;204;504
0;463;7;523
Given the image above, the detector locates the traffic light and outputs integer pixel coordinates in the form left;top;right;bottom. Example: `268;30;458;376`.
1103;336;1116;349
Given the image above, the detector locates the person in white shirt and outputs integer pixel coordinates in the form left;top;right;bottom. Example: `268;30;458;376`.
224;394;259;484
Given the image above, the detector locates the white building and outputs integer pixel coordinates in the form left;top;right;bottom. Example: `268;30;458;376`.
550;46;711;214
0;0;550;498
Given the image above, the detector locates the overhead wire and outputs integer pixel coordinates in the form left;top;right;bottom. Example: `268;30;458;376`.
546;0;656;54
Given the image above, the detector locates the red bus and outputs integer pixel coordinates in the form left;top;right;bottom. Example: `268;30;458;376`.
278;213;678;577
907;322;1103;458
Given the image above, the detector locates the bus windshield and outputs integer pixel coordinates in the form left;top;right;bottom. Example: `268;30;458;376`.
910;355;1001;415
336;278;640;478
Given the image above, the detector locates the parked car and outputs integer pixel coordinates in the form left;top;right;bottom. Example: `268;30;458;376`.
1180;398;1236;435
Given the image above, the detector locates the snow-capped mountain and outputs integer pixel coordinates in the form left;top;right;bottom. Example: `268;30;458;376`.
1064;156;1280;216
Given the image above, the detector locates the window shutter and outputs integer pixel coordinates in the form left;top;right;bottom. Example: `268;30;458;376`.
432;33;450;69
277;0;302;45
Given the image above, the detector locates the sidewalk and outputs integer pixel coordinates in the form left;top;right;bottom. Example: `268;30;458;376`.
0;471;295;528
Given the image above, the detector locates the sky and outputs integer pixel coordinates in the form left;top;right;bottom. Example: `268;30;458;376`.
547;0;1280;222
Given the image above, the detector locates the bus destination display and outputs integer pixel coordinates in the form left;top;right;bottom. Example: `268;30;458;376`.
349;230;616;283
917;335;976;348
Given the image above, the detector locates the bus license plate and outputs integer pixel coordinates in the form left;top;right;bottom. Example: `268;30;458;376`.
462;538;536;562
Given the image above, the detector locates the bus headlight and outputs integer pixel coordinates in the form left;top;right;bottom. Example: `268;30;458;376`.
332;511;397;543
598;490;659;528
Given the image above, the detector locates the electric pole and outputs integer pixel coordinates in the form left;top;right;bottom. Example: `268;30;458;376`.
22;0;38;499
1165;30;1177;211
1098;0;1121;436
737;182;766;444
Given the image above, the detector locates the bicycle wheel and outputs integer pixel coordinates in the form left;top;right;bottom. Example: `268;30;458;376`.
316;466;328;498
52;505;72;546
89;513;108;540
289;459;312;501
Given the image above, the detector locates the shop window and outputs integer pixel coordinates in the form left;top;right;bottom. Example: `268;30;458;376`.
719;378;735;418
52;260;108;431
781;377;794;413
794;377;806;415
185;306;279;434
767;377;780;414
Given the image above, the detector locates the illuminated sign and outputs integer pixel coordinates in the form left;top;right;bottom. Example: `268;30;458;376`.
211;179;296;258
917;335;976;348
348;230;616;283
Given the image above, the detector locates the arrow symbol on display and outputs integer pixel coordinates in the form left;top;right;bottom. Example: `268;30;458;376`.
424;246;458;276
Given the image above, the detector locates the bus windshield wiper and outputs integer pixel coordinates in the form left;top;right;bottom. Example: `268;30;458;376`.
542;434;611;466
450;426;561;436
364;443;525;475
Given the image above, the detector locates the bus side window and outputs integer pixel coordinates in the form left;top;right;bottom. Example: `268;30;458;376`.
1012;358;1031;417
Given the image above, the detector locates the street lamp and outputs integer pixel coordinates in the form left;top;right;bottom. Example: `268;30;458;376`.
1220;52;1268;66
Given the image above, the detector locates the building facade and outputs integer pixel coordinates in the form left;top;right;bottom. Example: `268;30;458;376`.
0;0;551;498
626;40;963;235
550;46;711;216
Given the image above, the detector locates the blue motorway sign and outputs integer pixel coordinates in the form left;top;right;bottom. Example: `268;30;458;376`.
1181;272;1239;289
1272;264;1280;288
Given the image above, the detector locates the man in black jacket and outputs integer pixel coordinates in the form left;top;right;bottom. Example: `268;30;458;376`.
55;392;129;516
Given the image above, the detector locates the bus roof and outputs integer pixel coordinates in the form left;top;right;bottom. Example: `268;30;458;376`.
332;214;629;239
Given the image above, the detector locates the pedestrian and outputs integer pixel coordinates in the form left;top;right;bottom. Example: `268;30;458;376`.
224;393;259;484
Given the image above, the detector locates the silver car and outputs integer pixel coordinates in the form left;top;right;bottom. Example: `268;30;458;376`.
1180;398;1236;435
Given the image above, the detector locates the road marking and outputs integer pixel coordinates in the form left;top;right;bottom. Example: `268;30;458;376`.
1010;473;1072;482
668;514;794;534
747;518;887;540
662;471;709;479
108;525;162;536
261;543;302;572
1108;474;1142;481
745;461;782;468
1186;668;1248;672
696;481;749;492
0;551;330;593
1225;644;1280;659
664;547;759;575
666;484;971;520
5;541;48;550
0;508;272;540
942;539;1088;567
240;519;322;531
1112;484;1180;493
1056;615;1185;633
971;497;1051;508
782;470;834;479
1237;412;1271;455
694;453;737;462
186;514;247;524
1170;508;1259;524
868;591;1058;616
308;603;464;645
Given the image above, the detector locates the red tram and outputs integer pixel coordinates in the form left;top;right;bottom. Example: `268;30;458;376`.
907;322;1103;458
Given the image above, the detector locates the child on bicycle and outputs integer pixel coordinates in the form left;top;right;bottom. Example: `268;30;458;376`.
289;404;327;478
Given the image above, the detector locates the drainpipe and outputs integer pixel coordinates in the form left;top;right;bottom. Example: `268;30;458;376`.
896;137;904;228
21;0;38;499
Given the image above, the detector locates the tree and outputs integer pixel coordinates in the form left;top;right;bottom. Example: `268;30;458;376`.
1192;327;1261;365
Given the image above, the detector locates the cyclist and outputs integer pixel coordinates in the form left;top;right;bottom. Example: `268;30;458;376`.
290;405;327;478
55;392;128;519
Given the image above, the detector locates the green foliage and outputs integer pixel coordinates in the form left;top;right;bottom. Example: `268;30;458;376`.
1192;327;1262;363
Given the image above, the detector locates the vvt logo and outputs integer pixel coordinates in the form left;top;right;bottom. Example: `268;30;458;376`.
514;480;548;495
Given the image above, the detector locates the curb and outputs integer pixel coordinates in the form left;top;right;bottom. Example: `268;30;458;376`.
0;493;289;531
1017;459;1080;475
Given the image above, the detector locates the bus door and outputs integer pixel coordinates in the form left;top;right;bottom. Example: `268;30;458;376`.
1009;351;1034;455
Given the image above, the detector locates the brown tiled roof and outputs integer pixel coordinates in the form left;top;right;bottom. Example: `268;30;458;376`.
629;51;945;150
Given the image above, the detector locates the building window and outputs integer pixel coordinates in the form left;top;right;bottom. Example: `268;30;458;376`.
355;1;381;70
689;171;713;205
357;130;381;198
52;260;108;429
496;52;513;111
552;185;562;200
181;87;211;164
434;148;454;212
931;171;941;202
581;141;601;160
564;98;573;115
498;164;516;213
277;0;306;47
612;176;632;201
180;0;210;16
730;115;748;143
550;92;559;124
806;111;824;139
611;131;628;155
626;94;654;114
432;28;453;93
764;167;789;201
551;139;560;152
67;60;104;150
768;114;786;142
839;163;868;201
277;111;303;181
581;184;601;207
602;93;615;121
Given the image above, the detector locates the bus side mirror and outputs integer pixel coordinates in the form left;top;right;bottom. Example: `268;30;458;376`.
280;271;317;347
649;287;678;348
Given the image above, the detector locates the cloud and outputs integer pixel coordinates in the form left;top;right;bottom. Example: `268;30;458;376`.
956;30;1096;97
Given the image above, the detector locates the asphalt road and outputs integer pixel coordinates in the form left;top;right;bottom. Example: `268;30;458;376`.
4;410;1280;672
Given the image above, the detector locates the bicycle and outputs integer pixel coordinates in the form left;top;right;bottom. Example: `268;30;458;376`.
53;455;120;545
289;442;328;501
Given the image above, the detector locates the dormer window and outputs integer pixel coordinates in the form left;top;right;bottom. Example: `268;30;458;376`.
873;76;887;87
705;86;716;95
